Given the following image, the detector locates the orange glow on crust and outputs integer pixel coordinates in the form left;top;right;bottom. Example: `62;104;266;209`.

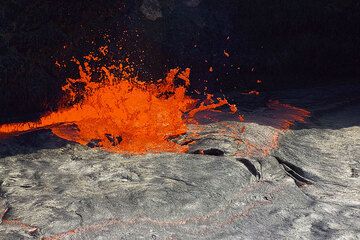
0;45;311;156
267;100;311;129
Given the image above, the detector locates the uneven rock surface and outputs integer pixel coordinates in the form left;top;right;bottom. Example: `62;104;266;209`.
0;84;359;239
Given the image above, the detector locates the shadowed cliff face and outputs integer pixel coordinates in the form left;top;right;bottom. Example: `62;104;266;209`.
0;0;359;121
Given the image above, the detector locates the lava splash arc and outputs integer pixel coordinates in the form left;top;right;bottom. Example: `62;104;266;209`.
0;50;238;154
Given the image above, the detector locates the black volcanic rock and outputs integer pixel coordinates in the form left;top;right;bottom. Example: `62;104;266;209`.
1;1;360;121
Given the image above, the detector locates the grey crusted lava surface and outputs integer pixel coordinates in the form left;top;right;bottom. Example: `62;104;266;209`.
0;85;359;239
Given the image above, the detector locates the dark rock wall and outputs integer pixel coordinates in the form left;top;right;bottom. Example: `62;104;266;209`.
1;0;359;121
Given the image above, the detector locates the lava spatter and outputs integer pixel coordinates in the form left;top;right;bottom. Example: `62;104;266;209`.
0;47;238;154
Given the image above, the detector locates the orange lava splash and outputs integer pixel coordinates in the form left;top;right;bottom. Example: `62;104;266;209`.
0;48;237;153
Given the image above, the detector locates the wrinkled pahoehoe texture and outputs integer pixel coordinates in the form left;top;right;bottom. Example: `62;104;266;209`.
0;84;359;239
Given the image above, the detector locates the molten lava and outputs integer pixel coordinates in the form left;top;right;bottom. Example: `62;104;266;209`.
0;48;237;153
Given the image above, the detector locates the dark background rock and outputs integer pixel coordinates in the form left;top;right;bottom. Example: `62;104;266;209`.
1;0;359;121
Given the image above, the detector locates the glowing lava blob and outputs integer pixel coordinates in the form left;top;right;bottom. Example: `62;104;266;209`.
0;48;238;153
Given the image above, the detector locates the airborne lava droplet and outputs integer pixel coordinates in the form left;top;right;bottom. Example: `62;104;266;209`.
0;47;240;154
241;90;260;96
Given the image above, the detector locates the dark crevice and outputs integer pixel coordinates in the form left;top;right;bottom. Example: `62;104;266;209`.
274;156;314;187
0;181;6;197
236;158;260;179
0;181;10;224
180;139;196;146
350;167;359;178
161;176;196;187
191;148;225;156
75;211;84;226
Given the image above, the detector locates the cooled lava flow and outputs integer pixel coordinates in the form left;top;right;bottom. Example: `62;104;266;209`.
0;47;238;153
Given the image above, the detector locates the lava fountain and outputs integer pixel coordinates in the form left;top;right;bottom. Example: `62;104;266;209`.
0;47;238;153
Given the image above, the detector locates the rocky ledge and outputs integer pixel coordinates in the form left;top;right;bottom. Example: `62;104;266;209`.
0;84;359;239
